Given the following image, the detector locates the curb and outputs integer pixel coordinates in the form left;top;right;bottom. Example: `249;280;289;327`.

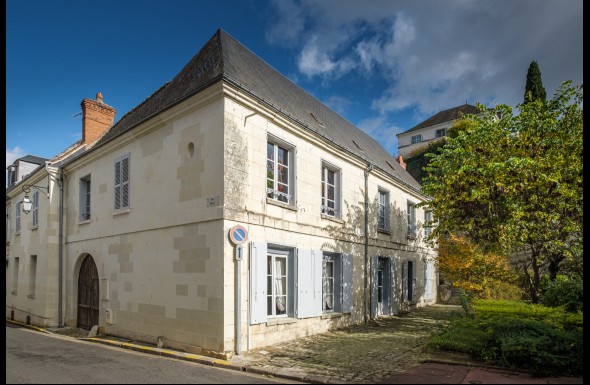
6;319;316;383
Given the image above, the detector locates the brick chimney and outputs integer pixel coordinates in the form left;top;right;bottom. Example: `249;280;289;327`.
397;155;406;169
81;92;116;145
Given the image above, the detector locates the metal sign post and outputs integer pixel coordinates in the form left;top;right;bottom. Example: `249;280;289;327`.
228;225;248;355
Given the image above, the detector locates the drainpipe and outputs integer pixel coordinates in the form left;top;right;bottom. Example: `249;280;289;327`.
57;167;64;327
47;161;64;327
363;163;373;323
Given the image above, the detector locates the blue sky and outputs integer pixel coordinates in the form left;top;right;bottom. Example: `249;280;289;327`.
6;0;583;179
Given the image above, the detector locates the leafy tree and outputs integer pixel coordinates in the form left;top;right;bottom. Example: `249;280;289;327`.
437;234;516;298
524;60;547;103
421;81;583;303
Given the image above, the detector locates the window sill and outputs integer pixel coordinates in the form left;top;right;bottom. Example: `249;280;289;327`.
11;291;17;296
266;198;298;212
31;225;38;231
321;213;343;224
377;227;391;235
79;219;91;225
113;208;131;216
27;294;35;299
266;317;297;326
15;232;20;236
321;312;344;319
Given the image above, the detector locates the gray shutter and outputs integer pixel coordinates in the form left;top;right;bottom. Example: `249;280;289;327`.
249;242;267;324
402;260;408;302
385;194;391;230
425;260;433;299
341;253;353;313
389;258;397;314
370;255;378;319
296;249;322;318
122;157;129;208
412;260;417;302
114;160;121;209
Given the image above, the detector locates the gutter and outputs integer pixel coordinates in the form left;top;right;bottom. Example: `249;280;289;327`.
364;162;373;323
46;161;64;327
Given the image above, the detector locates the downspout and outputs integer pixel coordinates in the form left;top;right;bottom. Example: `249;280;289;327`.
58;167;64;327
47;161;64;327
363;162;373;323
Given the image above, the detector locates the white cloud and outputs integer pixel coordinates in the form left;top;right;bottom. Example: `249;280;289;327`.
6;146;25;169
357;115;403;156
267;0;583;124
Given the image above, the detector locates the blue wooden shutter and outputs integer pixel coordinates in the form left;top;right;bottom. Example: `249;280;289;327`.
249;242;267;324
411;260;417;302
402;260;408;301
425;260;433;299
389;258;397;314
296;249;322;318
341;253;353;313
370;255;378;319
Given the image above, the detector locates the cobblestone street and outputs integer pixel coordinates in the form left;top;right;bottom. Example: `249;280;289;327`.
231;304;467;383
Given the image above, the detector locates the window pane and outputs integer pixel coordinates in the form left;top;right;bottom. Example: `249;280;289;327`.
327;169;335;184
267;296;273;316
267;142;274;160
276;296;286;315
278;165;288;184
277;147;288;166
327;185;334;200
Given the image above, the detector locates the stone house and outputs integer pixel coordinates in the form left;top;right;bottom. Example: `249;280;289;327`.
6;29;437;359
396;103;481;158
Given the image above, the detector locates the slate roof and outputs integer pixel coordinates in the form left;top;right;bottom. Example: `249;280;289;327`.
398;104;481;135
90;29;422;191
16;155;48;165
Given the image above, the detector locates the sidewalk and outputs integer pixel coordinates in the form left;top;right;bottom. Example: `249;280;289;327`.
7;304;583;384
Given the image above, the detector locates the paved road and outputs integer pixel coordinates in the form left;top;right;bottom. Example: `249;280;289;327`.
6;324;303;384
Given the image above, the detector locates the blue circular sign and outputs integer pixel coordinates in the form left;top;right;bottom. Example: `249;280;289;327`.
229;225;248;245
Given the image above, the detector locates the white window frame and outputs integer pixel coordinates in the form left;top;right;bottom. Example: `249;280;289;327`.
267;252;289;318
80;175;91;221
378;188;390;231
266;137;296;206
114;154;130;211
407;200;416;238
15;202;21;234
32;190;39;228
435;128;447;138
411;134;422;144
321;162;341;218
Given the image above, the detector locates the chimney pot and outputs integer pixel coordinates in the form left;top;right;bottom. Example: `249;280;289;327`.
81;92;116;145
96;92;103;103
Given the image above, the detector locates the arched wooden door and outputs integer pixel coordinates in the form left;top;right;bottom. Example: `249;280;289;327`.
77;255;99;330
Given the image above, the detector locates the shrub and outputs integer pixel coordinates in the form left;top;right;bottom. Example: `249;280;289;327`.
540;275;583;312
484;280;524;301
485;317;583;376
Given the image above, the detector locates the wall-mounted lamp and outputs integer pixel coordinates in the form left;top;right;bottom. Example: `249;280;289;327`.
21;184;49;215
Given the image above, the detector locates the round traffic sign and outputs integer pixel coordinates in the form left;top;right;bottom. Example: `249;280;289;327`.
229;225;248;245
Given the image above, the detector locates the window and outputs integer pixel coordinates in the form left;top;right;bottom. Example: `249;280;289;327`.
403;260;416;302
267;253;288;317
424;210;433;238
435;128;447;138
32;191;39;228
12;257;19;294
28;255;37;298
407;200;416;238
80;175;91;221
378;189;390;231
15;202;21;233
321;163;341;218
266;139;295;205
411;134;422;144
250;243;353;324
114;155;130;210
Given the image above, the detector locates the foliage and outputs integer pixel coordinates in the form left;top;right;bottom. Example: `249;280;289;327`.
524;60;547;103
473;299;583;331
427;300;583;377
420;81;583;303
484;281;524;301
540;275;583;312
404;140;447;184
437;235;515;298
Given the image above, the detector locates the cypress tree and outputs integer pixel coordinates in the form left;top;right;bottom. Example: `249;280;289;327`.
524;60;547;102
